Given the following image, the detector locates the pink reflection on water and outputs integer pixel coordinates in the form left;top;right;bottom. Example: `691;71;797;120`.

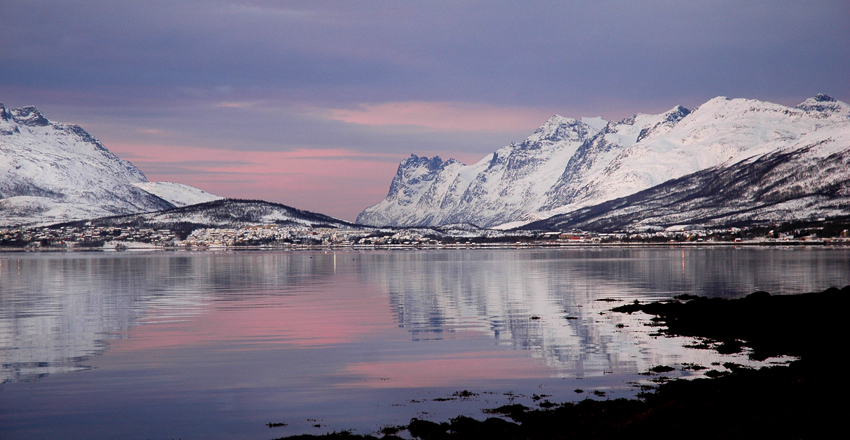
112;280;398;351
344;351;552;388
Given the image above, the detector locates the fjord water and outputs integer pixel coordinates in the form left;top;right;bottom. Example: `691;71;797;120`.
1;247;849;439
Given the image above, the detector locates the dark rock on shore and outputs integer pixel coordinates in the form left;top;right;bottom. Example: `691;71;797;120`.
613;285;850;360
275;286;849;440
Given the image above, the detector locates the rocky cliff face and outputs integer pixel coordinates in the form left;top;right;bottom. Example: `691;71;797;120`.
358;115;599;226
525;135;850;232
358;95;850;229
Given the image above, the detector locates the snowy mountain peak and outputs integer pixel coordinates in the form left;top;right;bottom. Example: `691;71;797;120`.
813;93;836;102
8;105;50;126
542;114;570;126
360;94;850;229
796;93;850;116
402;154;453;170
358;113;607;227
655;105;691;126
1;101;221;227
523;114;596;146
634;105;691;143
667;105;690;119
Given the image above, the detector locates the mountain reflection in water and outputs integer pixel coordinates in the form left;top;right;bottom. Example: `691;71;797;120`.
1;248;848;439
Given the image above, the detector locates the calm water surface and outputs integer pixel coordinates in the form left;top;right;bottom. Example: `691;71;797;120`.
1;247;848;439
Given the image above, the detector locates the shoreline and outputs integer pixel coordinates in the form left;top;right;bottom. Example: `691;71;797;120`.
275;286;849;439
2;239;849;253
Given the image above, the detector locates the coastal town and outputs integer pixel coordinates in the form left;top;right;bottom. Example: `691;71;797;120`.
2;222;848;251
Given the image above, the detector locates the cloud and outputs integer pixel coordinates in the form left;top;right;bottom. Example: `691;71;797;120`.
2;0;848;219
326;101;554;132
214;101;257;109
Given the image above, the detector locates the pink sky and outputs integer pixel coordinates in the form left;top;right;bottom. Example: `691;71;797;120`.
106;101;553;221
3;1;847;222
111;142;404;221
326;101;555;132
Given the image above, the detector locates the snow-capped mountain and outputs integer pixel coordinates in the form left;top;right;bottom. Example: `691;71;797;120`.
359;115;601;227
358;94;850;229
66;199;358;231
0;103;221;227
524;133;850;232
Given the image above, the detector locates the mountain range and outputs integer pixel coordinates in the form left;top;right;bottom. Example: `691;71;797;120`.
357;94;850;231
3;95;848;233
60;198;358;233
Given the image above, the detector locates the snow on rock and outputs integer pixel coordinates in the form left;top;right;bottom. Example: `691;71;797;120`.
83;199;357;231
581;116;608;132
133;182;223;207
526;126;850;232
359;94;850;229
795;93;850;116
1;102;221;227
357;115;598;227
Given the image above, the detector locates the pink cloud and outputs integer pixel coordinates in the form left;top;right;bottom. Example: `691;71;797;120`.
326;101;554;132
214;101;258;109
134;128;167;135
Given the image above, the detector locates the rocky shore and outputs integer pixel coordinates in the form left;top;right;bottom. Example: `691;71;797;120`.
277;286;849;439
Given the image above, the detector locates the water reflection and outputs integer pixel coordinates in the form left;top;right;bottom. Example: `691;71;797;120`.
0;252;342;383
2;248;849;439
355;247;850;377
2;248;849;387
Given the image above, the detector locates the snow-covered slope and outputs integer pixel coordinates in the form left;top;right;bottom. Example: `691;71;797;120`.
0;103;221;227
358;94;850;229
71;199;358;231
538;106;691;216
358;115;599;226
132;182;222;207
524;127;850;232
556;95;849;214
